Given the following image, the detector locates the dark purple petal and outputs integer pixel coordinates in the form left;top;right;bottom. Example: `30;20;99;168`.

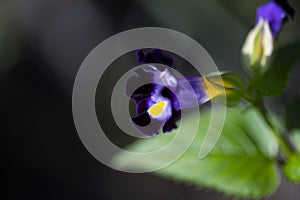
256;2;287;37
160;87;180;111
162;110;181;133
136;48;175;68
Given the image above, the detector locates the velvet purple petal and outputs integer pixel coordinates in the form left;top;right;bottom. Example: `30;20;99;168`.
162;110;181;133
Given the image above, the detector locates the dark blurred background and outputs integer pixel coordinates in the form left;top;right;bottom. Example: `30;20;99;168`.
1;0;300;199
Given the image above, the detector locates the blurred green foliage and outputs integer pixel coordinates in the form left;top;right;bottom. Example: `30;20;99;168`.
253;40;300;96
286;98;300;131
290;130;300;152
284;154;300;184
113;107;280;198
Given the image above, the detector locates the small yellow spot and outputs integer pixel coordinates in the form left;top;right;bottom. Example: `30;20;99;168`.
148;101;166;117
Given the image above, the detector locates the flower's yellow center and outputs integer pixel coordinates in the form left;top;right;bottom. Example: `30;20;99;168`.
148;101;167;117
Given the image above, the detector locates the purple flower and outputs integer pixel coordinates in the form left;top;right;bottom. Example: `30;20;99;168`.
126;49;216;136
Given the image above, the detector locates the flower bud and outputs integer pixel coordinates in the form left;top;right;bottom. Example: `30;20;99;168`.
241;1;294;74
242;18;273;73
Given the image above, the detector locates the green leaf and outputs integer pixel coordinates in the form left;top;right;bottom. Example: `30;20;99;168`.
283;154;300;184
286;98;300;131
255;40;300;96
112;107;280;198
